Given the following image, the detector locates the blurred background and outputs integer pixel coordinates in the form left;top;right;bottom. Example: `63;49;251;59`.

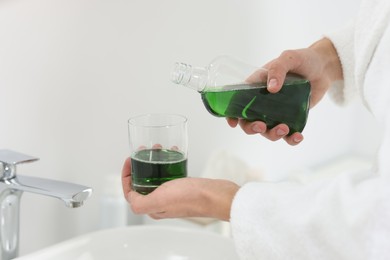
0;0;380;256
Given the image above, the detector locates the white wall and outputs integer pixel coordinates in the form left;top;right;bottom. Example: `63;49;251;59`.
0;0;377;256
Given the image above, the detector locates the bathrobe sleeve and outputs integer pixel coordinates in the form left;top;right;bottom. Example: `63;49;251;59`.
325;22;359;105
230;172;390;260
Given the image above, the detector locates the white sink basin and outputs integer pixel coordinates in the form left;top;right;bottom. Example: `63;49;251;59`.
16;225;239;260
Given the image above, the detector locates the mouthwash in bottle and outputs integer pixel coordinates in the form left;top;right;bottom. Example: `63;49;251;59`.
171;56;311;134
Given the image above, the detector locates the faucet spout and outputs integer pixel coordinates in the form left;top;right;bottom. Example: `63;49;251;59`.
8;175;92;208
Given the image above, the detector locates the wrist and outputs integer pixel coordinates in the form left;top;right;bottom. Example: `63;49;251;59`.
310;38;343;83
202;179;240;221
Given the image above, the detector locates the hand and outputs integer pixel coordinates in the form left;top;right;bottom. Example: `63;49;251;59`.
121;157;240;221
228;38;343;145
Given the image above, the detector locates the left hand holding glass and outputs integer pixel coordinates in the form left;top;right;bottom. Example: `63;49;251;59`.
121;157;240;221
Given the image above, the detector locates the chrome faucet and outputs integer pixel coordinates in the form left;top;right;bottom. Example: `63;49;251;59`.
0;149;93;260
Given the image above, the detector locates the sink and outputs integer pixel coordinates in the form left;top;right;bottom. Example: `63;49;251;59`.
16;225;239;260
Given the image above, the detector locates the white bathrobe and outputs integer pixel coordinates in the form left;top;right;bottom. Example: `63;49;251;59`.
230;0;390;259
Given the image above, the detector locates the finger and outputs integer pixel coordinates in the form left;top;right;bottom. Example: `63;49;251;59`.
238;120;267;135
226;118;238;128
260;124;290;141
152;144;163;149
148;211;167;220
283;132;304;146
121;157;132;201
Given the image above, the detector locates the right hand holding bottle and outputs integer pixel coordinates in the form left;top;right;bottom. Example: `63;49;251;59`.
227;38;343;145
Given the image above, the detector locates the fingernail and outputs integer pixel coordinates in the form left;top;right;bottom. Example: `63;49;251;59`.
276;128;286;136
293;136;302;143
268;78;278;89
252;124;265;133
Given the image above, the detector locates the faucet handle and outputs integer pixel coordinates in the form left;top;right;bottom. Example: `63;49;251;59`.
0;149;39;179
0;149;39;165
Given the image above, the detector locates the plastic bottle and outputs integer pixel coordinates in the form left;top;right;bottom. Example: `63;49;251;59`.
171;55;311;134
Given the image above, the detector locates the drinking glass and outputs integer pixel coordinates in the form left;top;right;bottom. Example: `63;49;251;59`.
128;114;188;195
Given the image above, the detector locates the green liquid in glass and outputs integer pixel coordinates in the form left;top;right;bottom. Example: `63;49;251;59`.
131;148;187;195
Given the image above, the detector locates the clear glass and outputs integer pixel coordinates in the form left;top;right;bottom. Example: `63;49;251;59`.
128;114;188;195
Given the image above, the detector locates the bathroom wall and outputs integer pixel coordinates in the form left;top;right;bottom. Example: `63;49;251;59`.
0;0;376;255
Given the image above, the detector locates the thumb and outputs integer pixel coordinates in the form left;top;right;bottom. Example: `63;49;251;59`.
267;77;283;93
266;68;286;93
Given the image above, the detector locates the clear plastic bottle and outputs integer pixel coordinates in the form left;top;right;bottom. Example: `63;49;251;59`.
171;55;311;134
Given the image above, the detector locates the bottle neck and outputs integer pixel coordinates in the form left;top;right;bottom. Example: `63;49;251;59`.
171;63;208;92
